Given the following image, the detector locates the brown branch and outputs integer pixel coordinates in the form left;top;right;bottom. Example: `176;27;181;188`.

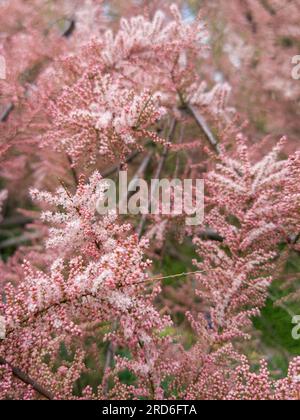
0;216;33;228
102;320;117;395
0;356;54;400
136;119;177;238
292;232;300;245
124;151;153;202
62;19;76;38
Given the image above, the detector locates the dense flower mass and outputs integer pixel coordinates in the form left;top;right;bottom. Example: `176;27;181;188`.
0;0;300;401
100;4;207;67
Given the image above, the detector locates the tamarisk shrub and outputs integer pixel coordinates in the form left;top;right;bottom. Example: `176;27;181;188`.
40;3;212;168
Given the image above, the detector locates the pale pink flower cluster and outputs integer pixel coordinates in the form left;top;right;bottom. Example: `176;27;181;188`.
40;4;210;167
201;0;300;149
43;74;166;165
0;190;7;222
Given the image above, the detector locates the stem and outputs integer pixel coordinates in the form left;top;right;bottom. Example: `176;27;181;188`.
186;104;220;154
62;18;76;38
136;118;177;238
66;155;78;186
124;152;153;203
102;320;117;395
293;232;300;245
199;228;224;242
0;356;54;400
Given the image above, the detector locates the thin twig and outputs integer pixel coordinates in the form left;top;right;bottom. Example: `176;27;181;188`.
102;320;117;395
186;104;220;154
123;152;153;203
62;18;76;38
199;228;224;242
102;150;141;178
66;154;79;185
0;216;33;228
136;119;177;238
0;356;54;400
102;152;153;395
293;232;300;245
0;232;42;250
0;14;75;125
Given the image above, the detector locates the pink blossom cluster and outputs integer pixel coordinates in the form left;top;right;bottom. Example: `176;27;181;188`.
0;191;7;222
0;0;299;401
